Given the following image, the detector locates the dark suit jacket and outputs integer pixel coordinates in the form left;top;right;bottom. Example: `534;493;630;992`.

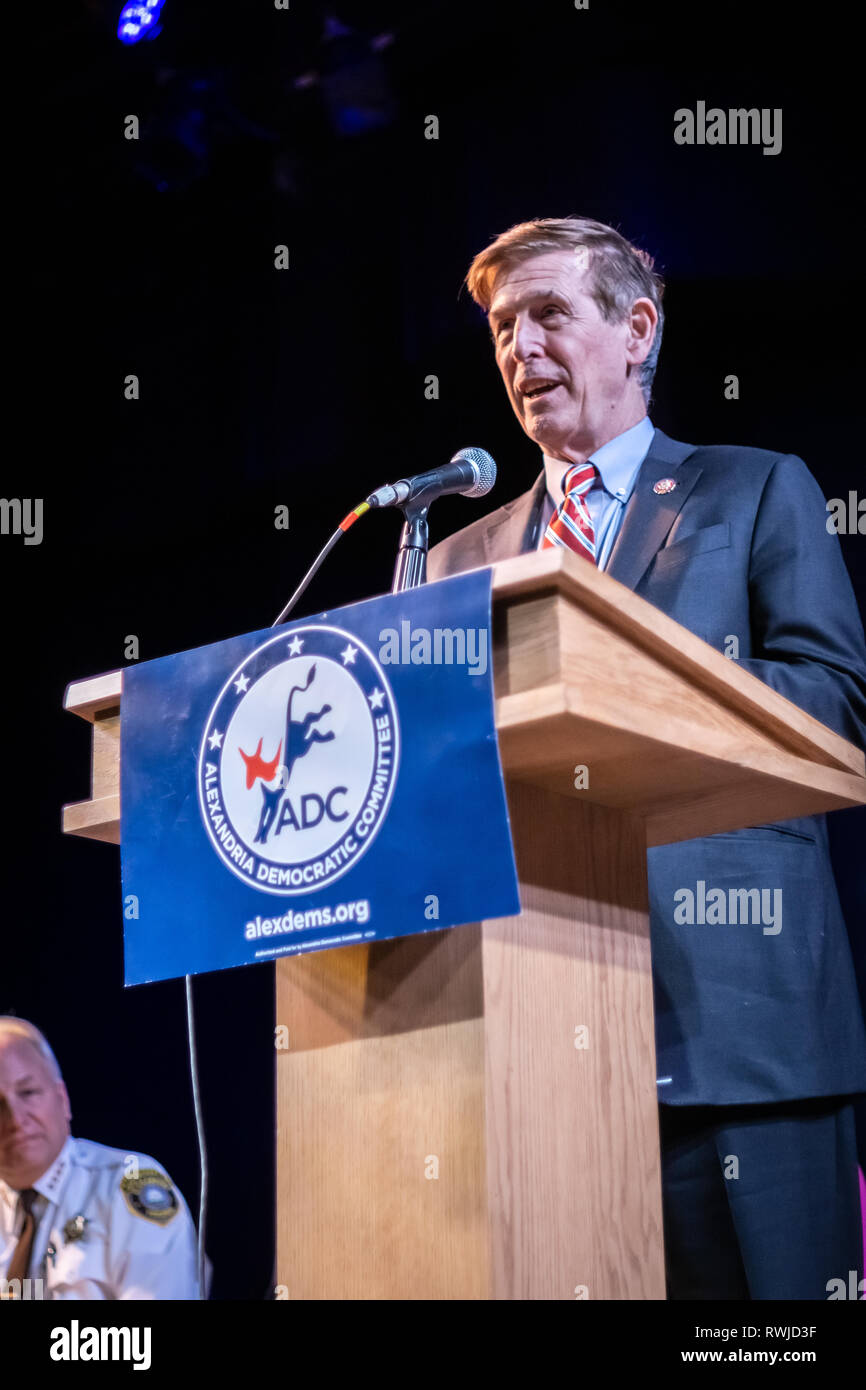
427;426;866;1105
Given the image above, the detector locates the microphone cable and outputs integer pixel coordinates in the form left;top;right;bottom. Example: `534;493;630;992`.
271;501;371;626
183;498;373;1298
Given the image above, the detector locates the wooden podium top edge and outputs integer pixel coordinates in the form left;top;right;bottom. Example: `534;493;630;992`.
488;549;865;779
64;670;123;722
62;556;865;781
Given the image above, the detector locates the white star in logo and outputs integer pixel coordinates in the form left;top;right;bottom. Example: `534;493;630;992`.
368;688;385;710
288;635;304;656
208;728;223;750
340;643;358;666
233;673;250;694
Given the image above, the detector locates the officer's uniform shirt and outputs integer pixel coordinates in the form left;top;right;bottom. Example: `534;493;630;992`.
0;1136;199;1299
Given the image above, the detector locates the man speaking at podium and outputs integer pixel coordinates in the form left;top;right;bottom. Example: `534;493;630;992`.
427;216;866;1300
0;1018;199;1300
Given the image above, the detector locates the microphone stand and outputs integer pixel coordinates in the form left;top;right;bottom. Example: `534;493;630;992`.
391;499;430;593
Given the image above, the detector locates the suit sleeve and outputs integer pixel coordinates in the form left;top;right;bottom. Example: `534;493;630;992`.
737;453;866;748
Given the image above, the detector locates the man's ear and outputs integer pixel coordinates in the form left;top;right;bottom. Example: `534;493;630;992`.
625;296;658;366
58;1081;72;1126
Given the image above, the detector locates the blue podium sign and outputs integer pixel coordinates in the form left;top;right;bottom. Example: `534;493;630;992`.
120;569;520;984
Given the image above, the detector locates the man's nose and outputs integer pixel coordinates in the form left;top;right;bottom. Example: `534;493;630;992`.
509;314;546;363
1;1100;25;1131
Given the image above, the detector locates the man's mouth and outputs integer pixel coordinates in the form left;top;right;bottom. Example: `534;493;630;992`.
522;381;561;400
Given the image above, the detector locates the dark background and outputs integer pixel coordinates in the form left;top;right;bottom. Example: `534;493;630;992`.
5;0;864;1298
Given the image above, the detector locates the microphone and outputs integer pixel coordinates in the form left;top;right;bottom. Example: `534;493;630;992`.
366;447;497;510
272;447;496;624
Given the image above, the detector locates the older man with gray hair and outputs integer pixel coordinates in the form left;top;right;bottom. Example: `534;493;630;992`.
0;1017;200;1299
429;215;866;1300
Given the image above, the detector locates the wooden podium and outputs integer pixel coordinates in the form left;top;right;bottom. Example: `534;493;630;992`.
62;549;866;1300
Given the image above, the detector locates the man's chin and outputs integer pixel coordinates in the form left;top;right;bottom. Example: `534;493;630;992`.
1;1144;49;1187
523;412;567;448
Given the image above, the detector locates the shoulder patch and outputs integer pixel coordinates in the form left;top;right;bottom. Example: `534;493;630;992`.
120;1169;179;1224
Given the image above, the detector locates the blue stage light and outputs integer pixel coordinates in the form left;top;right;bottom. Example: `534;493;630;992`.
117;0;166;45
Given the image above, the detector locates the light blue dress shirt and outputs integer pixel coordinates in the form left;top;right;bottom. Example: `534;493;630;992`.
537;415;656;571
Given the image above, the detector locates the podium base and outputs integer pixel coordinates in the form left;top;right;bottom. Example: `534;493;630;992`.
275;780;665;1300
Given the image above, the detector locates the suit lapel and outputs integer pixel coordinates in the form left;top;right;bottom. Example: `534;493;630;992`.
605;428;702;590
477;430;702;590
482;470;547;563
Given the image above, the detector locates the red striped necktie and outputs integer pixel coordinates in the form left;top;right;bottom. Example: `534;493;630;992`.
541;462;598;563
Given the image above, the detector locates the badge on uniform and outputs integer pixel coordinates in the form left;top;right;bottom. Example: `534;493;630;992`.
120;1169;179;1224
653;477;677;495
63;1214;88;1244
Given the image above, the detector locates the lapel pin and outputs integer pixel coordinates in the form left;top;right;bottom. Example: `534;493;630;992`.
653;477;677;495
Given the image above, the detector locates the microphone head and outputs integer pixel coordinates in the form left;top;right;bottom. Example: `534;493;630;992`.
451;447;497;498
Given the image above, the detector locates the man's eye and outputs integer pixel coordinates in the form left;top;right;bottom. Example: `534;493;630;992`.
542;305;562;317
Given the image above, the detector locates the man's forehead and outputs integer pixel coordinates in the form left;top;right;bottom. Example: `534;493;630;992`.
488;250;591;318
0;1036;50;1079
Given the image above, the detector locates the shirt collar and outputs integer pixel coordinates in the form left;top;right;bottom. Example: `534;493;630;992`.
542;414;655;505
32;1136;74;1205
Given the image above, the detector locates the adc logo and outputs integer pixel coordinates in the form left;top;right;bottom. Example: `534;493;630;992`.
197;625;399;894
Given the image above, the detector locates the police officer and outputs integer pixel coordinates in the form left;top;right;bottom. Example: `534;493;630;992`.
0;1017;200;1299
